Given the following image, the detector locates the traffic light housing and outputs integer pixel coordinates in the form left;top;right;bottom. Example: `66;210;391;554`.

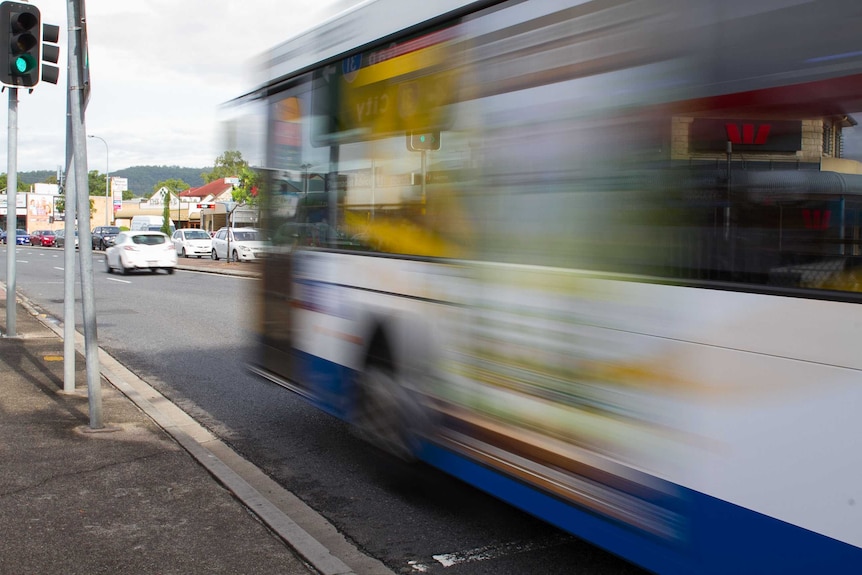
0;1;41;87
40;22;59;84
407;131;441;151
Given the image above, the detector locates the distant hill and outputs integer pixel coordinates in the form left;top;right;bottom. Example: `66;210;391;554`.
18;170;55;185
18;166;211;197
113;166;208;196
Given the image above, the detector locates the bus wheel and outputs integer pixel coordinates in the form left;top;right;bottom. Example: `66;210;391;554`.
355;364;414;460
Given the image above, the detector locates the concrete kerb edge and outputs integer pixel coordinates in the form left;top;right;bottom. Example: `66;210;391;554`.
10;287;358;575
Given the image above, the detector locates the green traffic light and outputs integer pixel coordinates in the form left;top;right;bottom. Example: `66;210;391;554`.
13;53;35;74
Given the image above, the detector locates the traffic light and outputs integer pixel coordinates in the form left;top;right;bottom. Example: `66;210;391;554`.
407;131;441;151
0;1;41;87
40;22;59;84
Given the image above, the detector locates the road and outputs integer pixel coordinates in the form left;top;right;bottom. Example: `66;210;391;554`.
2;245;648;575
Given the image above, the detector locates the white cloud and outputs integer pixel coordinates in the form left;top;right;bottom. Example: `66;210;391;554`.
1;0;352;173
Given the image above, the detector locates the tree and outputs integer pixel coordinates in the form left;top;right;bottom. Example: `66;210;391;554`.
202;150;260;207
231;164;260;207
0;173;30;193
201;150;246;184
161;189;172;235
88;170;107;197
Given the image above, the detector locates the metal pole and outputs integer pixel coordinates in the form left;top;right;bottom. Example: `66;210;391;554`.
227;206;232;262
71;0;103;429
88;134;109;226
63;74;78;392
4;88;18;337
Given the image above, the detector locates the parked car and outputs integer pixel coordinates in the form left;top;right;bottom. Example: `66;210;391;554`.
171;228;213;258
211;227;270;262
104;231;177;275
1;229;30;245
92;226;121;250
55;229;79;249
29;229;56;247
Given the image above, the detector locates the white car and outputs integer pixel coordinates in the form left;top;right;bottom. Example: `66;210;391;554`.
211;227;269;262
172;228;213;258
105;231;178;275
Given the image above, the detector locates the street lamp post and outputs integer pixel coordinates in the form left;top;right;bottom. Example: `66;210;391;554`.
88;135;110;226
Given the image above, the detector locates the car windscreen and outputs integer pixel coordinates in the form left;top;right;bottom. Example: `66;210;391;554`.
132;234;166;245
185;230;210;240
233;230;260;241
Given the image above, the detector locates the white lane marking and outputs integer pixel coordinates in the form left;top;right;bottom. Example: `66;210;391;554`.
53;267;64;271
106;277;132;284
410;534;571;571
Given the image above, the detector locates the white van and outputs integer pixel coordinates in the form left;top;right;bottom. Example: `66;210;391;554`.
130;216;175;234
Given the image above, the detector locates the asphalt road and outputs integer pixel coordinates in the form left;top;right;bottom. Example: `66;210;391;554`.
2;245;648;575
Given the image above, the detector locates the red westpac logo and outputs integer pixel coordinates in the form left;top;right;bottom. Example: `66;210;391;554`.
725;123;771;145
802;209;831;230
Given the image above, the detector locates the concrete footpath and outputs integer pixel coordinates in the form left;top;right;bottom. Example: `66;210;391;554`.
0;283;365;575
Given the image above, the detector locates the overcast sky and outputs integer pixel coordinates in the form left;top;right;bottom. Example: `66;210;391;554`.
3;0;354;174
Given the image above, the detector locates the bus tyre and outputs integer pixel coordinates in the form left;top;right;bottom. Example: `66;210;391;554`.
354;365;415;460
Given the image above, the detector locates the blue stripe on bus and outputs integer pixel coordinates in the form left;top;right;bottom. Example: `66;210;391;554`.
419;442;862;575
291;350;862;573
292;350;355;419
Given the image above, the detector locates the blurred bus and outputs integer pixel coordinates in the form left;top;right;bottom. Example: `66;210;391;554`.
238;1;862;572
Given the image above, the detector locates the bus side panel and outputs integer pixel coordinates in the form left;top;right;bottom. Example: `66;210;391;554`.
283;252;862;563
